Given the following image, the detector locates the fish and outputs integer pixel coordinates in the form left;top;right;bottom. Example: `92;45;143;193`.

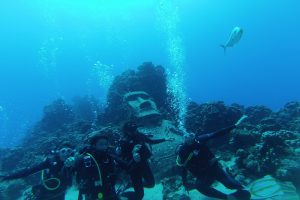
220;26;243;54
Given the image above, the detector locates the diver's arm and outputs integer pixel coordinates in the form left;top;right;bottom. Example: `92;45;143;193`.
196;115;248;143
2;160;49;181
196;125;236;143
143;134;167;144
146;137;167;144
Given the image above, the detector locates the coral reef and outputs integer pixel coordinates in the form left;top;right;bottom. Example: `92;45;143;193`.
277;101;300;132
226;106;300;189
185;101;242;149
244;105;272;124
0;179;27;200
185;101;242;133
234;130;300;178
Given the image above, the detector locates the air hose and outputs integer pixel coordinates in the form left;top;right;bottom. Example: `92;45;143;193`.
85;153;103;187
41;170;61;191
176;152;193;167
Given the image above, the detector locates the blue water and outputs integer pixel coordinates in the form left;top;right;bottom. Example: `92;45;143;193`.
0;0;299;147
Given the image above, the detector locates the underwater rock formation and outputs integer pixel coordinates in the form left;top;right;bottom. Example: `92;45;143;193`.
99;62;172;124
0;179;26;200
161;176;190;200
277;101;300;132
72;95;103;122
233;129;300;187
237;102;300;184
185;101;243;149
39;98;75;132
185;101;242;133
244;105;272;124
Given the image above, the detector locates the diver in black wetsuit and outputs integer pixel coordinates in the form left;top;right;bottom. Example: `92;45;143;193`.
69;134;124;200
117;121;173;200
176;115;251;200
0;142;75;200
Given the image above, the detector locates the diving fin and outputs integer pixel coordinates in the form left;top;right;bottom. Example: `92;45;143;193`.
248;175;299;200
228;189;251;200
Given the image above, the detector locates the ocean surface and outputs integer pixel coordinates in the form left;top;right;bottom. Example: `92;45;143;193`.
0;0;300;147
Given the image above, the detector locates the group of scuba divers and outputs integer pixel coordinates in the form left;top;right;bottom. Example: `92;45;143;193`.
0;115;252;200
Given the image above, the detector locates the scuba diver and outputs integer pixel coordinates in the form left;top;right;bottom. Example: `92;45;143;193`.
117;121;173;200
176;115;251;200
0;142;75;200
69;134;124;200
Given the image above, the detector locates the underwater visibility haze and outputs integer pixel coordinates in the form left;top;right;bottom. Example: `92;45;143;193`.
1;0;300;147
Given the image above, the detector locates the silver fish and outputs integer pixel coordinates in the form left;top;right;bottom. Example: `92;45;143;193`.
220;26;243;54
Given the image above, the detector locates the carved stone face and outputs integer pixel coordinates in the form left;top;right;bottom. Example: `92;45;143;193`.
124;91;161;121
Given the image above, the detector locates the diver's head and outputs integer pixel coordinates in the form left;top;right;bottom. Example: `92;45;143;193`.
184;133;196;146
123;121;139;137
184;133;205;148
57;142;75;162
90;135;109;152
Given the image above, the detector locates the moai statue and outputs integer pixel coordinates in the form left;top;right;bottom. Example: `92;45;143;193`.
124;91;184;180
123;91;161;125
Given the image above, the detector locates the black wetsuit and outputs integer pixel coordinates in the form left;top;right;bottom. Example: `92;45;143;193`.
2;154;72;200
119;133;166;200
75;148;120;200
177;125;249;200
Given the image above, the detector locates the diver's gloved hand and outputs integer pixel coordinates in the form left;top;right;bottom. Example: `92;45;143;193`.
64;156;76;168
132;144;142;162
132;144;142;153
133;152;141;162
235;115;248;127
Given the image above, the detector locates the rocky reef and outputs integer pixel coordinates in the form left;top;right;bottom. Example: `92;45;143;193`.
0;63;299;199
231;103;300;188
100;62;172;124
